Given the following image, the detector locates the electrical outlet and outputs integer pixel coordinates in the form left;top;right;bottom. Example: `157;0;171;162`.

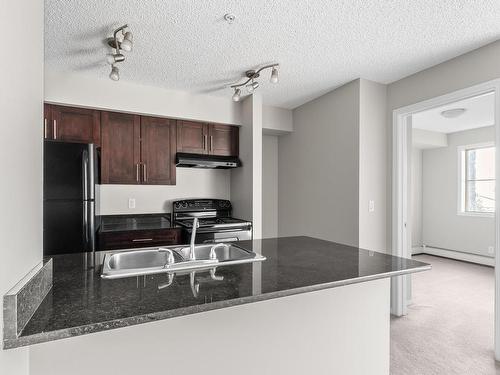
488;246;495;254
369;200;375;213
128;198;136;209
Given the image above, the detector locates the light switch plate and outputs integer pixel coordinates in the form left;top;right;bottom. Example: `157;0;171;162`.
488;246;495;254
369;200;375;213
128;198;136;209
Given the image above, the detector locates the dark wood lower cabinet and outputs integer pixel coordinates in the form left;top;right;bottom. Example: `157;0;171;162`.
98;228;182;250
101;112;141;184
141;117;176;185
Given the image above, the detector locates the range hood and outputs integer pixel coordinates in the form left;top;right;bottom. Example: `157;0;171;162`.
175;153;242;169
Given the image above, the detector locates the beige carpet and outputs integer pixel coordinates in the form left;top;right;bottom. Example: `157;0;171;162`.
391;255;500;375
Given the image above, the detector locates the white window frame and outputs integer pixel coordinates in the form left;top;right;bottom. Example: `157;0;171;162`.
457;142;495;218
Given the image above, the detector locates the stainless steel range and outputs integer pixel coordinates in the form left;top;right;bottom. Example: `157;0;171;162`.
173;199;252;244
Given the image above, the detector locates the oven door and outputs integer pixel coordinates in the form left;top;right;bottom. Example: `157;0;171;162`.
196;229;252;244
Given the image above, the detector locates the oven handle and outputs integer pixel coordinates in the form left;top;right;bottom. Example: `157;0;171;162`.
195;227;251;234
211;237;239;243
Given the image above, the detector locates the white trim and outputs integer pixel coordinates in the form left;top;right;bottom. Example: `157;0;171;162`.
392;78;500;360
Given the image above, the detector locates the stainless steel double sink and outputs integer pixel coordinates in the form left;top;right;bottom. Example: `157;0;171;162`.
101;243;265;279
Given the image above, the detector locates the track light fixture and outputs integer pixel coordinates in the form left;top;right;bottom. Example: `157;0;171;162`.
106;24;133;81
230;63;279;101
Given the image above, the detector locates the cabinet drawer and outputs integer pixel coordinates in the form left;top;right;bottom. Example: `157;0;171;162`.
99;229;182;250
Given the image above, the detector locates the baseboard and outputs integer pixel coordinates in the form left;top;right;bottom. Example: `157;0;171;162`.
416;246;494;267
412;246;424;255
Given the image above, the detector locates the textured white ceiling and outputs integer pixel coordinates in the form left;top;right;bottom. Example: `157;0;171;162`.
45;0;500;109
412;92;495;134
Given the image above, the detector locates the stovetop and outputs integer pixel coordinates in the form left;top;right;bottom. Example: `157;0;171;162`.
176;217;251;229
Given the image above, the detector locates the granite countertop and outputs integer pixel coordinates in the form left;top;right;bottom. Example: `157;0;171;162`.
5;236;430;348
99;214;174;233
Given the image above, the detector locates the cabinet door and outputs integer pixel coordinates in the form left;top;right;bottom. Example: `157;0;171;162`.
50;105;100;144
44;103;52;139
208;124;239;156
141;117;176;185
101;112;141;184
176;121;207;154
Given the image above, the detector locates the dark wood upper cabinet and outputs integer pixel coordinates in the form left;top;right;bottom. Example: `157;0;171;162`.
101;112;141;184
208;124;239;156
141;116;177;185
43;103;238;186
176;121;208;154
44;103;52;140
177;121;238;156
44;104;100;144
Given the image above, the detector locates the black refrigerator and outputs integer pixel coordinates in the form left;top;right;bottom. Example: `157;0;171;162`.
43;141;99;256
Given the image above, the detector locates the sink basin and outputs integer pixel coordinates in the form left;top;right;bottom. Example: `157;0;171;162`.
101;244;265;279
174;244;258;262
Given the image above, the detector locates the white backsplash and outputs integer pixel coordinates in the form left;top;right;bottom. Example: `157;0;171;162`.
97;168;230;215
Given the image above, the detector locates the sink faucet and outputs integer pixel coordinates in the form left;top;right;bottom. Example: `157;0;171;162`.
189;217;199;261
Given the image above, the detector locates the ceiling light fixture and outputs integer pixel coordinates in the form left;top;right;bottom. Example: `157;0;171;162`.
230;64;279;102
105;24;133;81
441;108;467;118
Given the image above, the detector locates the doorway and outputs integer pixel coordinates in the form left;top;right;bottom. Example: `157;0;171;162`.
391;79;500;359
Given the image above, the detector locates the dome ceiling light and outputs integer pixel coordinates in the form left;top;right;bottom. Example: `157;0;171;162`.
440;108;467;118
230;64;279;102
105;24;134;81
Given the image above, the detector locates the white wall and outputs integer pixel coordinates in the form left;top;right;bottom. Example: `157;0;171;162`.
0;1;44;374
422;126;495;257
262;135;278;238
230;94;263;239
413;128;448;149
30;279;390;375
411;147;423;248
278;80;360;246
98;169;230;215
386;39;500;254
359;80;387;252
262;105;293;134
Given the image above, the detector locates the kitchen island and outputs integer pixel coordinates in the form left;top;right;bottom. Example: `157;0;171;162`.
4;236;430;375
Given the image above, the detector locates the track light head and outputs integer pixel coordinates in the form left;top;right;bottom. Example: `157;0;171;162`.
246;80;259;93
109;65;120;81
106;53;125;65
232;88;241;102
270;66;279;83
120;31;133;51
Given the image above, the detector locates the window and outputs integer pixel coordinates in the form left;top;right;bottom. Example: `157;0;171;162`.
459;143;495;216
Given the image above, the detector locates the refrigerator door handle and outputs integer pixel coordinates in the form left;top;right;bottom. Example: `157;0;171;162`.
82;149;89;201
88;201;96;252
82;144;96;201
87;144;96;200
83;201;89;244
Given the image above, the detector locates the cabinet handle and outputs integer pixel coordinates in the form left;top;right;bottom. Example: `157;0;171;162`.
210;135;213;151
143;163;147;182
132;238;154;242
136;163;140;182
203;134;207;150
44;118;48;139
53;120;57;140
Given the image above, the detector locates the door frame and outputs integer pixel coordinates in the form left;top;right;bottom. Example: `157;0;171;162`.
391;79;500;359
